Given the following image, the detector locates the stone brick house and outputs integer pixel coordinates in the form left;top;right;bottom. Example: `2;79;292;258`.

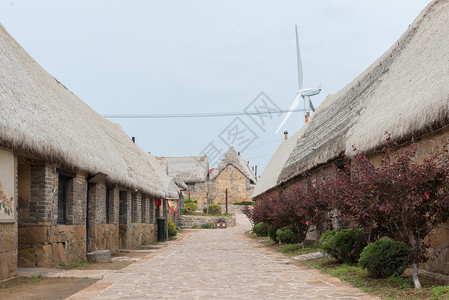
253;0;449;275
156;156;209;204
210;147;257;204
0;23;178;281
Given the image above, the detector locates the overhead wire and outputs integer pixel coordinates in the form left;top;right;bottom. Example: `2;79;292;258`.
103;108;306;119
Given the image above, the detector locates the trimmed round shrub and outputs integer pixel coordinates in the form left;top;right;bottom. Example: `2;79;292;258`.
276;228;301;244
181;203;198;215
208;204;222;215
319;230;336;245
268;225;278;242
253;222;268;237
359;238;411;278
168;220;177;237
322;228;367;264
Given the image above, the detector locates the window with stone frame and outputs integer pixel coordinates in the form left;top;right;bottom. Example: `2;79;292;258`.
105;185;114;224
57;173;73;225
141;194;148;223
131;192;140;223
119;191;128;225
149;197;155;224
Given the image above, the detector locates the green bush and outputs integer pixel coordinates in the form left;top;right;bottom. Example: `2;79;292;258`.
253;222;268;237
201;222;214;229
181;203;198;215
184;198;197;204
234;201;254;205
276;228;301;244
208;204;222;215
268;225;278;242
359;238;411;278
167;220;177;237
319;229;337;245
321;228;367;264
203;207;207;214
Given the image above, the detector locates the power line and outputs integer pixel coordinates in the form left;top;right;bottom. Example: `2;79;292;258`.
103;108;306;119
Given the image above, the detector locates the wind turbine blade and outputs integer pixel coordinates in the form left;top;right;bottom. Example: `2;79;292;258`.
295;25;303;90
304;95;315;112
275;93;302;134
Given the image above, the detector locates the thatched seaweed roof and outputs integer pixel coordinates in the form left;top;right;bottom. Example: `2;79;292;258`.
210;147;256;184
279;0;449;184
251;129;305;198
155;156;209;183
0;23;171;198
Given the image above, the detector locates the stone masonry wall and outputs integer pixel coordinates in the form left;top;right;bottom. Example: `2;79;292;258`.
0;223;17;281
178;214;236;228
18;163;88;267
214;165;254;204
185;182;208;204
18;224;86;267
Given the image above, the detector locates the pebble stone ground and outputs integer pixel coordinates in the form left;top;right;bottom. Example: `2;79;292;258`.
68;214;379;299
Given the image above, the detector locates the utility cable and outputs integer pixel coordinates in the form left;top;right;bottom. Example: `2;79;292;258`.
103;108;306;119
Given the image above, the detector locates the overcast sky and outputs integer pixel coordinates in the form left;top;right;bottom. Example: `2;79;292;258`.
0;0;432;173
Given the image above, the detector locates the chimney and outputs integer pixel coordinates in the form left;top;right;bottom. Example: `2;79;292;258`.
284;131;288;140
238;152;240;155
132;137;135;143
255;165;257;176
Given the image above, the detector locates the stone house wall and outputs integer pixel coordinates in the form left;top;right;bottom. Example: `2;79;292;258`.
214;165;254;204
18;161;88;267
1;149;18;281
0;150;166;281
184;182;208;204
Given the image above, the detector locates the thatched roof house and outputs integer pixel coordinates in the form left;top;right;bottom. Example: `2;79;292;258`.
251;129;304;198
0;23;173;199
255;0;449;196
155;156;209;184
210;147;257;184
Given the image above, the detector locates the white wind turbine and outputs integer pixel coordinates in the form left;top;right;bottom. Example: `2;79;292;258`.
275;25;321;134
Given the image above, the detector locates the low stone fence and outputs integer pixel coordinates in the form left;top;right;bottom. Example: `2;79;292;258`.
197;204;250;214
178;214;236;228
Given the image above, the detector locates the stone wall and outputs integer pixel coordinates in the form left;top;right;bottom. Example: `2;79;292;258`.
0;223;18;280
18;224;86;267
214;165;254;204
178;214;236;228
89;224;119;254
119;223;157;249
185;182;208;204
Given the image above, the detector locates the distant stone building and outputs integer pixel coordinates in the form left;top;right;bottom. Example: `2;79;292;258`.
156;156;209;203
210;147;257;204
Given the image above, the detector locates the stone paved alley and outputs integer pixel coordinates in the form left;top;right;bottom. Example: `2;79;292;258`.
67;214;377;299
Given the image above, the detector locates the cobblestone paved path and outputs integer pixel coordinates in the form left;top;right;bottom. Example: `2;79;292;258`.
69;214;378;299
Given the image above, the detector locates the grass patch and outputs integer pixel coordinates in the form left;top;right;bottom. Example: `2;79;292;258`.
59;260;90;269
0;275;44;289
200;223;215;229
279;244;322;256
305;257;448;299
